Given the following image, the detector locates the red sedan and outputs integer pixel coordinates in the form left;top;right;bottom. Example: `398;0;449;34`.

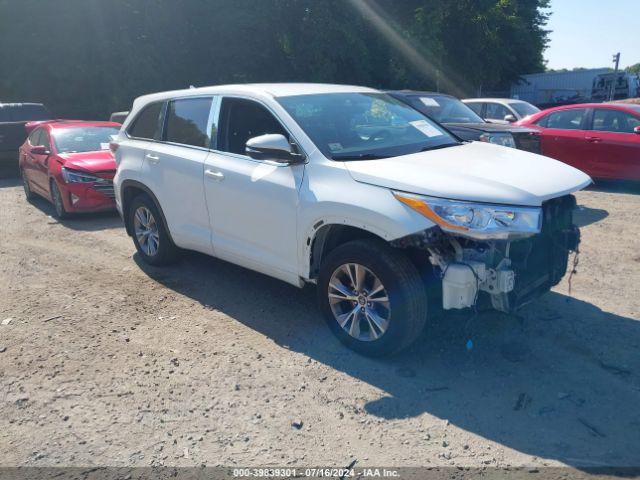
516;103;640;181
19;121;120;218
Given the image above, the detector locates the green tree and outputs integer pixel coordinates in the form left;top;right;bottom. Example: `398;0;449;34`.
0;0;551;118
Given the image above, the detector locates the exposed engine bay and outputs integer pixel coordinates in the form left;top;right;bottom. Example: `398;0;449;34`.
393;195;580;313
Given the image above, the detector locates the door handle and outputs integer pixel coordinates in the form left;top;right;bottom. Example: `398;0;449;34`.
586;136;602;143
205;169;225;181
145;153;160;164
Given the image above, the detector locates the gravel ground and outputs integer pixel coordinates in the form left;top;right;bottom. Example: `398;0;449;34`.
0;177;639;470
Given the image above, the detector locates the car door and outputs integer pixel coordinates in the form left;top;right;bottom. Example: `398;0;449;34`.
142;96;215;254
21;128;42;190
203;96;305;282
535;108;591;173
586;108;640;180
29;128;53;193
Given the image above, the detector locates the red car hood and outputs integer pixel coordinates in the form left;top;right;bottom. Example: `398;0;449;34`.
59;150;116;174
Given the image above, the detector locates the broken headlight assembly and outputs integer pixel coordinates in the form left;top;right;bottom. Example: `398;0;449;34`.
394;192;542;240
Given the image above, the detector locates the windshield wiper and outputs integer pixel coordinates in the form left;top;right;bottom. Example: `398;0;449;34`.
332;153;389;161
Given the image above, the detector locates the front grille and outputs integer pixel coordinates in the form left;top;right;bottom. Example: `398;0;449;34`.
513;131;541;154
92;180;115;198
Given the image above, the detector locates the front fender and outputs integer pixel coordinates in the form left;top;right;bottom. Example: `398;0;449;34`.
297;175;436;279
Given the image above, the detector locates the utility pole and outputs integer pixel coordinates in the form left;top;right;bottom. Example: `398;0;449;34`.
609;52;621;101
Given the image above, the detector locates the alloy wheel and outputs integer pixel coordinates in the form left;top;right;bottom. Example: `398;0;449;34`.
22;170;32;198
133;206;160;257
328;263;391;342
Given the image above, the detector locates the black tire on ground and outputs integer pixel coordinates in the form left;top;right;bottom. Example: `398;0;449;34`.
21;169;35;201
50;179;69;219
317;238;428;357
128;193;179;266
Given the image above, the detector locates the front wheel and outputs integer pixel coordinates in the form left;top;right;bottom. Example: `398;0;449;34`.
317;239;427;357
50;179;69;219
21;169;34;201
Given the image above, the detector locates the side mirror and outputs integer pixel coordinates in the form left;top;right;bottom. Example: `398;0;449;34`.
30;145;50;155
504;114;517;123
634;126;640;135
245;134;302;163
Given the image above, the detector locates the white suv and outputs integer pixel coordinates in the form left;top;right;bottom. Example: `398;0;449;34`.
113;83;591;356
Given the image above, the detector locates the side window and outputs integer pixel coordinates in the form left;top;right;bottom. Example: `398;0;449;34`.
164;97;213;148
218;98;288;155
28;128;42;145
128;102;163;140
592;109;640;134
466;102;484;116
39;129;51;150
484;102;511;120
545;109;587;130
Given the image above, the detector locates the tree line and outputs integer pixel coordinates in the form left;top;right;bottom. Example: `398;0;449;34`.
0;0;550;119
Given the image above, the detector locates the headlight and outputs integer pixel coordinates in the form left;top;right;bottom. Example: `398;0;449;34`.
394;192;542;240
61;167;99;183
479;133;516;148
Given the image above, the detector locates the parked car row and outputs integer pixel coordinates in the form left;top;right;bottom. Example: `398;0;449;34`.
516;103;640;181
10;82;637;356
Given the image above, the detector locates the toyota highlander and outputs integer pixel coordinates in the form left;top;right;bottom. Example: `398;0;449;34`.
112;84;591;356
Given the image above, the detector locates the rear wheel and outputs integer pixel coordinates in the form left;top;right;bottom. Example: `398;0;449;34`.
50;180;68;219
317;239;427;357
129;194;179;266
21;169;34;201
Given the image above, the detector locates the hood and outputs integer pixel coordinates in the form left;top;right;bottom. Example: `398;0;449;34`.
59;150;116;173
345;141;591;206
445;122;537;134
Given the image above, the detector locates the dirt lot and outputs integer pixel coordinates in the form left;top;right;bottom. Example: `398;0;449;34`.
1;177;639;470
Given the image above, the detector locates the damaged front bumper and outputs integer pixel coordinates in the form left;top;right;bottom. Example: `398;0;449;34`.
393;195;580;313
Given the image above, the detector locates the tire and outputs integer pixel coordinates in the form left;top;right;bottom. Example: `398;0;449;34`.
317;238;428;357
21;168;34;201
50;179;69;219
129;193;179;266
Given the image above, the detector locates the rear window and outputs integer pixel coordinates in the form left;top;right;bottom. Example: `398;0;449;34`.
128;102;163;140
465;102;484;115
509;102;540;117
164;97;213;148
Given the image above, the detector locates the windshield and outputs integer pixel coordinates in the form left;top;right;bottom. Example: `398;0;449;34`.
52;126;119;154
509;101;540;117
277;93;459;160
414;95;484;124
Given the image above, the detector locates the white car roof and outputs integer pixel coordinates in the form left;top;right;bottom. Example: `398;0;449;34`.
133;83;379;108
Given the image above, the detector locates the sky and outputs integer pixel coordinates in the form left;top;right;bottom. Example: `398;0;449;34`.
544;0;640;70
